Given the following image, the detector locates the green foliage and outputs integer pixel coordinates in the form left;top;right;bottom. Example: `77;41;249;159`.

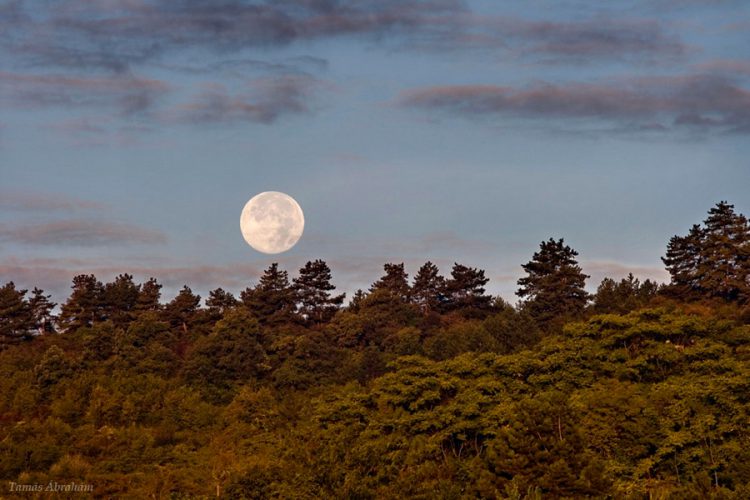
1;299;749;498
2;205;750;497
182;309;270;394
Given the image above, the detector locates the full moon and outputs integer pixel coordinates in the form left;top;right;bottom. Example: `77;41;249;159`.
240;191;304;254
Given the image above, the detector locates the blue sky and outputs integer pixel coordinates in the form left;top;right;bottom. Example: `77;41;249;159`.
1;0;749;304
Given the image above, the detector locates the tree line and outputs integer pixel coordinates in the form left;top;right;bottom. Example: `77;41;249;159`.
0;201;748;498
4;201;749;345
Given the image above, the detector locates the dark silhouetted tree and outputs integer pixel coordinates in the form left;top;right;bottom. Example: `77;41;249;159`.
241;263;297;326
663;224;705;299
443;262;492;315
517;238;590;324
592;274;659;314
28;287;56;334
103;273;139;326
0;282;32;344
164;285;201;333
59;274;105;331
293;259;345;325
699;201;750;301
206;288;238;320
136;277;162;312
663;202;750;302
370;263;411;302
411;261;446;312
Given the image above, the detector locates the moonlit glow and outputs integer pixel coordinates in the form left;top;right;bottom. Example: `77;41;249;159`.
240;191;304;254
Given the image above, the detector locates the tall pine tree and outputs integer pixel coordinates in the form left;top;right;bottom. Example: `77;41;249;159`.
28;287;56;334
241;263;297;325
293;259;345;325
443;263;492;314
663;202;750;302
0;282;32;344
662;224;705;298
206;287;239;319
411;261;447;312
103;273;139;326
369;263;411;302
164;285;202;333
58;274;105;332
136;277;163;312
517;238;590;324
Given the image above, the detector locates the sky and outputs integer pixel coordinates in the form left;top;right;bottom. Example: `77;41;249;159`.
1;0;749;306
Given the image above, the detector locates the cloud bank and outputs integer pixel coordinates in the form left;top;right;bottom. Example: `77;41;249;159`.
0;220;167;246
398;74;750;135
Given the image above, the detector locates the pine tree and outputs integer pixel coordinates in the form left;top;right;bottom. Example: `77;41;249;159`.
136;277;162;312
369;263;411;302
662;224;705;298
699;201;750;301
443;262;492;314
28;287;56;334
411;261;447;312
241;263;297;325
517;238;590;323
164;285;202;333
592;274;659;314
293;259;345;325
663;202;750;302
206;287;239;318
103;273;139;326
58;274;105;332
0;282;32;344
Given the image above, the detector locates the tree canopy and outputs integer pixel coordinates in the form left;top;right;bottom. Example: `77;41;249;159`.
1;201;749;498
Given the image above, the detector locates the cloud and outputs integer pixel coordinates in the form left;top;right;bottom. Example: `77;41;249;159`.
511;17;686;61
408;14;686;61
175;74;323;124
160;56;329;78
1;0;465;72
397;73;750;135
0;191;107;212
0;1;688;75
691;59;750;78
0;220;166;246
0;71;169;115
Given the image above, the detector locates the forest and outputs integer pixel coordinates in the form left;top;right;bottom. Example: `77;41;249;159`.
0;201;749;499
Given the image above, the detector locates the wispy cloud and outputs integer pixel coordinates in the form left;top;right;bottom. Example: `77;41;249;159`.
0;191;107;212
0;71;169;115
0;220;166;246
397;73;750;135
175;74;324;124
2;0;466;72
1;1;688;74
405;14;686;62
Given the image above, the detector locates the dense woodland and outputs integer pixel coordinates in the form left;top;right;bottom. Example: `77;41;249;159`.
1;201;749;499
